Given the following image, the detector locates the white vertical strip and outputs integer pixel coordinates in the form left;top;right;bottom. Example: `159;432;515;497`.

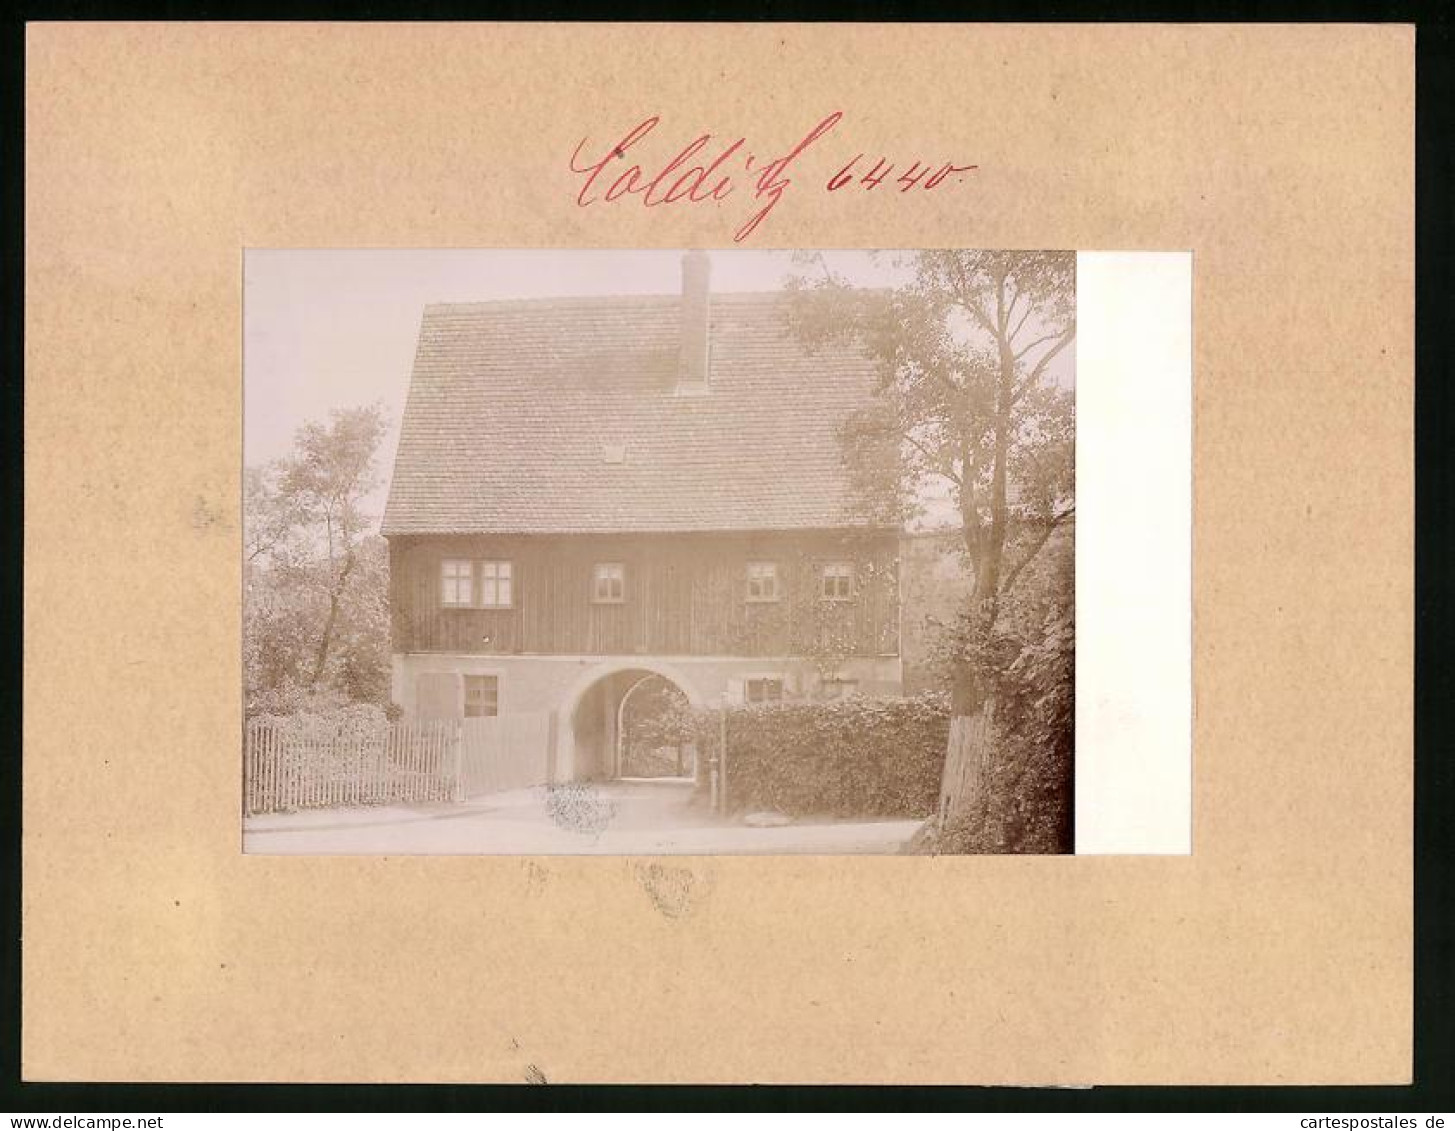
1075;251;1193;854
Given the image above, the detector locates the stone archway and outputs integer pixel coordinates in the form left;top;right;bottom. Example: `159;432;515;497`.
558;660;705;783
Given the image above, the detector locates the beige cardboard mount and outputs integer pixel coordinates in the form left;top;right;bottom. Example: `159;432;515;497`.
24;23;1413;1084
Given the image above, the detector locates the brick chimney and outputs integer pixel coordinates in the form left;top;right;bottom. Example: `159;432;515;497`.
678;250;711;394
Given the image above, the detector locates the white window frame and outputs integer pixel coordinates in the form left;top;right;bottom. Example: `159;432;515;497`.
479;560;513;608
441;559;474;606
593;562;626;604
463;672;501;718
821;561;854;601
745;561;780;603
442;558;514;608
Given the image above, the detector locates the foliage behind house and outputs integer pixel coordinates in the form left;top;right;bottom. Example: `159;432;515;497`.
245;405;392;719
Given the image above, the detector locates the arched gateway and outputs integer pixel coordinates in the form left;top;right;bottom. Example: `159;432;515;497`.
557;660;704;783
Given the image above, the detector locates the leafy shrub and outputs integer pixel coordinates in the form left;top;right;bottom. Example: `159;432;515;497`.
907;587;1074;855
245;676;350;721
248;699;390;738
246;674;398;732
697;692;950;818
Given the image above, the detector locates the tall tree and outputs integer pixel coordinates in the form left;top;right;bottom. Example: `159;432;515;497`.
788;251;1076;827
244;404;389;712
280;407;388;687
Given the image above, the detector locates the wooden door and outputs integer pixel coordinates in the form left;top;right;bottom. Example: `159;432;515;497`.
416;672;461;720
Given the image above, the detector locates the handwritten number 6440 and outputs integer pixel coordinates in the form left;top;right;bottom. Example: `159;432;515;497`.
567;114;979;243
827;157;979;193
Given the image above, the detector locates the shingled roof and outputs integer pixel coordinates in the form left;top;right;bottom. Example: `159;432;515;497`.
381;291;885;536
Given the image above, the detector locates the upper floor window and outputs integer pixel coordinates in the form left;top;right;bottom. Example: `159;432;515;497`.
821;561;854;601
745;677;785;704
441;559;474;606
479;560;512;608
441;559;512;607
593;562;625;603
464;674;499;718
746;561;780;602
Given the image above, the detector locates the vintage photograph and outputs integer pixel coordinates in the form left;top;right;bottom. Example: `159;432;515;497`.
242;249;1076;855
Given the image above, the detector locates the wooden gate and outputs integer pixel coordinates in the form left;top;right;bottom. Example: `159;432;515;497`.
458;712;554;797
245;712;559;814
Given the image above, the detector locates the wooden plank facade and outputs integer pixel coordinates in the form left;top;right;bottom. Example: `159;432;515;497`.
390;530;901;659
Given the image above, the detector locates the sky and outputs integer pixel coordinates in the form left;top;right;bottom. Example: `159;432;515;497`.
243;249;1071;530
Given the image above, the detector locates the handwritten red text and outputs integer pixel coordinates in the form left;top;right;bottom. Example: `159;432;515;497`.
568;114;976;242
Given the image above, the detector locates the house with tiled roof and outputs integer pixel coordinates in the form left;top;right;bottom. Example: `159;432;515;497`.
382;252;903;782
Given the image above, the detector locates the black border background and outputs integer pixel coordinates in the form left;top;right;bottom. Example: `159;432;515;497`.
1;5;1450;1113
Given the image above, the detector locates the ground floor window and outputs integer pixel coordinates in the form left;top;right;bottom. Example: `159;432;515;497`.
464;674;499;717
744;677;785;704
819;678;859;700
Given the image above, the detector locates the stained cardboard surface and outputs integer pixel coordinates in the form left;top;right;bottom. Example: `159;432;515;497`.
23;23;1414;1084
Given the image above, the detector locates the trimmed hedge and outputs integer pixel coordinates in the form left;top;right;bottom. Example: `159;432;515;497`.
701;693;950;819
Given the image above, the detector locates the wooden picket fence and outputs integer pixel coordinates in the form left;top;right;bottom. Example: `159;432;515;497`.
243;718;462;815
244;712;558;815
